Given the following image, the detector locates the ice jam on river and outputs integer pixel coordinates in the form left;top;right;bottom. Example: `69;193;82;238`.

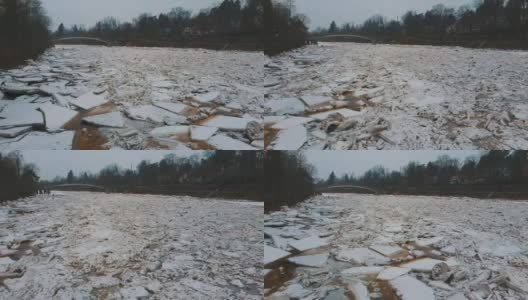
0;192;263;299
0;45;264;150
264;194;528;300
264;43;528;150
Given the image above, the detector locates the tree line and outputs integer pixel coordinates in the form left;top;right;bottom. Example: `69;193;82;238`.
0;152;40;202
55;0;263;49
263;0;309;55
0;0;52;69
323;151;528;189
316;0;528;47
264;151;317;212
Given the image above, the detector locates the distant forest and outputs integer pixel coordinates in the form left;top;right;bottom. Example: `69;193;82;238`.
264;151;316;212
0;0;52;68
323;151;528;192
55;0;263;50
46;151;264;200
315;0;528;49
0;152;40;202
263;0;309;55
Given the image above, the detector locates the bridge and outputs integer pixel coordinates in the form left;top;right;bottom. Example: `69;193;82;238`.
318;185;381;194
49;184;106;192
314;34;375;43
54;37;111;46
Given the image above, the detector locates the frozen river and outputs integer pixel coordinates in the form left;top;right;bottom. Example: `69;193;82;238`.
265;43;528;150
0;192;263;299
0;45;265;150
264;194;528;299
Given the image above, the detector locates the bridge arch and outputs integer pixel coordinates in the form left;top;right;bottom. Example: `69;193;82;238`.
54;37;111;46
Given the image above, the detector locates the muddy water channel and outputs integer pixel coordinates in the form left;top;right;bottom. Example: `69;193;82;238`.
264;194;528;300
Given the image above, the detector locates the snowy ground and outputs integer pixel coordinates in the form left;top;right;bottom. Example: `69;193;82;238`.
264;194;528;300
0;192;263;299
0;45;264;150
264;43;528;150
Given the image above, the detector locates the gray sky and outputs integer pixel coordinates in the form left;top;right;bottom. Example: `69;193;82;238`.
294;0;472;29
305;150;484;179
14;151;202;180
43;0;221;28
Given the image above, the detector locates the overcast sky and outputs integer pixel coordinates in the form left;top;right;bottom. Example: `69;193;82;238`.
14;151;202;180
295;0;471;29
43;0;221;28
305;150;484;179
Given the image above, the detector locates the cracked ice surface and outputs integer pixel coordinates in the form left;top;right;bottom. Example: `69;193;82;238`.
264;193;528;299
0;192;263;299
265;43;528;150
0;45;265;150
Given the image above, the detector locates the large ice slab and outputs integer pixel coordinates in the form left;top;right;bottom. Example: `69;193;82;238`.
369;245;404;257
271;116;313;130
390;275;435;300
0;126;32;138
300;95;333;107
265;98;306;115
416;236;444;247
377;267;411;281
207;135;257;150
264;245;290;265
153;101;188;114
0;131;74;150
0;103;43;128
336;248;391;265
288;253;328;267
289;236;328;252
38;103;78;131
190;125;218;141
126;105;187;124
83;112;125;128
201;116;252;131
193;92;220;103
399;258;444;272
150;126;189;137
70;92;107;110
342;266;384;276
272;125;307;150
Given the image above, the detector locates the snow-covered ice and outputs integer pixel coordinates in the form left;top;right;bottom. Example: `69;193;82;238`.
0;192;263;299
82;111;125;128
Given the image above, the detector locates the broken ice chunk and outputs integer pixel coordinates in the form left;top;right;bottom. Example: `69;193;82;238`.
399;258;445;272
271;116;313;130
150;126;189;137
377;267;411;281
153;101;188;114
0;103;44;128
265;97;306;115
0;131;74;150
38;103;78;131
287;253;328;267
416;236;444;247
336;248;391;265
70;92;107;110
369;245;404;257
192;91;220;103
272;125;307;150
310;108;363;121
390;275;435;300
126;105;187;124
288;236;328;252
201;115;252;131
264;245;290;265
207;135;257;150
0;126;32;138
300;95;333;107
342;266;384;276
190;125;218;141
83;112;125;128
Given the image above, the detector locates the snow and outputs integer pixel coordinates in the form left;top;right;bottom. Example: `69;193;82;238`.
264;245;290;265
271;125;307;150
336;248;391;265
377;267;411;281
207;135;257;150
288;236;328;252
38;103;78;131
0;131;74;150
390;275;435;300
82;111;125;128
190;125;218;141
149;125;189;137
0;192;262;299
201;115;252;131
266;43;528;149
69;91;108;110
0;103;43;128
287;253;328;267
